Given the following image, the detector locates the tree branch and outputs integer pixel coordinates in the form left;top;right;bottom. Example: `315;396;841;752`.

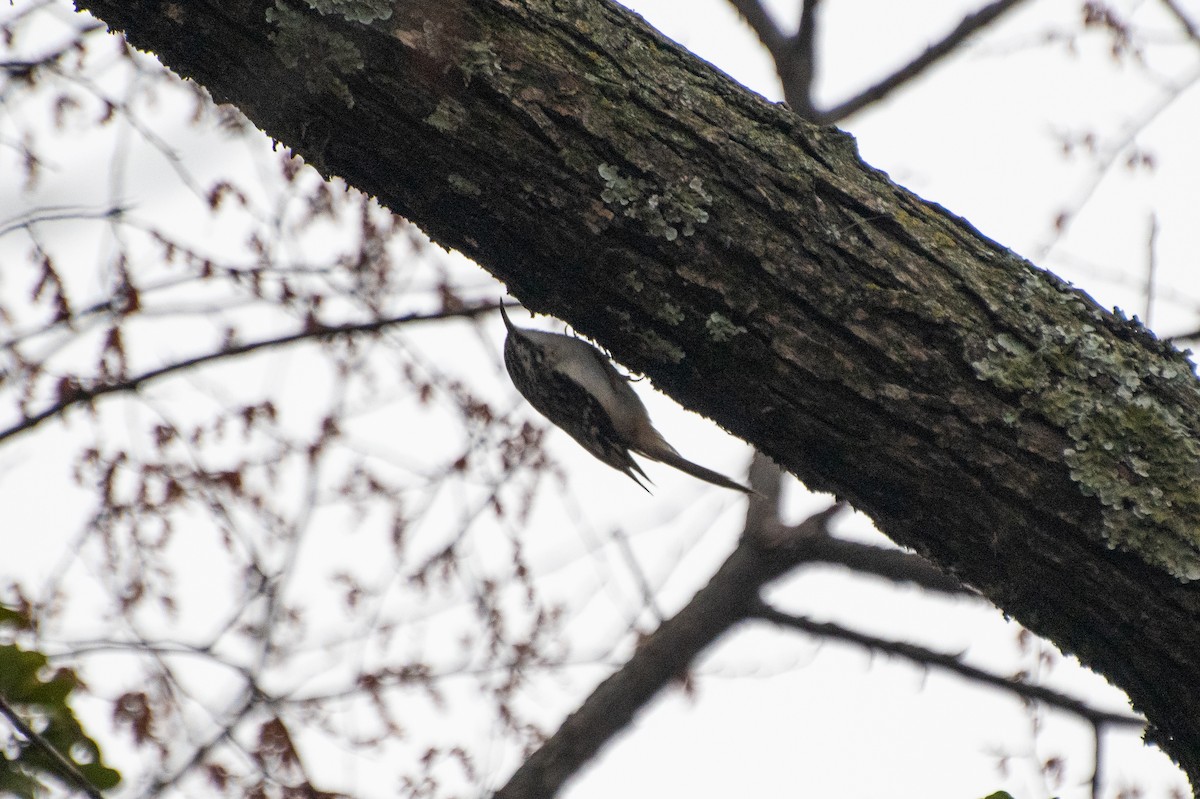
781;0;821;114
749;453;969;596
807;536;971;596
137;691;259;799
492;504;844;799
1033;69;1200;261
0;203;126;239
725;0;788;56
751;603;1145;729
725;0;820;117
0;302;502;446
727;0;1028;121
1159;0;1200;44
819;0;1029;122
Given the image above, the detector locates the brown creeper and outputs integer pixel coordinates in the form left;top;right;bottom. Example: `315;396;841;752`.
500;305;752;493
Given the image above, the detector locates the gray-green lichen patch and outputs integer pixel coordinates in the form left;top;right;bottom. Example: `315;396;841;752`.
598;163;638;205
447;173;482;196
301;0;392;23
635;329;685;364
393;20;445;58
461;40;505;87
266;1;363;108
970;304;1200;581
610;309;685;364
453;39;515;96
655;303;685;326
425;98;467;132
597;164;712;241
706;312;746;342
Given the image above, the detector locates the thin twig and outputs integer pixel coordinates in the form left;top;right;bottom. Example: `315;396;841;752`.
1165;327;1200;344
136;690;259;799
809;536;972;595
742;453;969;596
0;301;504;446
611;526;666;625
1145;212;1158;329
725;0;788;55
820;0;1029;123
752;602;1144;728
1034;64;1200;261
1159;0;1200;43
0;204;126;239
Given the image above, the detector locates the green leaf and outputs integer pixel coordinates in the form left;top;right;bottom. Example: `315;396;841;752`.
0;760;42;799
0;645;48;695
0;605;32;631
79;761;122;791
0;643;121;796
21;669;76;706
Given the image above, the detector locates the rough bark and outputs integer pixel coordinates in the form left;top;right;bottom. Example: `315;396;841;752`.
73;0;1200;785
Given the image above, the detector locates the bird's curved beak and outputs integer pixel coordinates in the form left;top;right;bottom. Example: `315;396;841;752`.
499;301;516;332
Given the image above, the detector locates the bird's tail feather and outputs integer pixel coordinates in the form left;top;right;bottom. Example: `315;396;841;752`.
635;430;755;494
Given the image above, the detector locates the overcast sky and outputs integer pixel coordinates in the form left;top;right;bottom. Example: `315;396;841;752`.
1;1;1197;797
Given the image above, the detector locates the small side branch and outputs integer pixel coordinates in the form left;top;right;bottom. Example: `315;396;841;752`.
751;603;1144;729
725;0;788;56
819;0;1028;123
0;301;502;446
491;503;844;799
779;0;821;116
726;0;1028;122
1159;0;1200;43
746;454;969;597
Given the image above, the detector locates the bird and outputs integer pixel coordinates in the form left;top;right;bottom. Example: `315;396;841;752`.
499;304;753;493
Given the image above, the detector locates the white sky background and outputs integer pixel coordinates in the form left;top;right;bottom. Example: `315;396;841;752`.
0;0;1197;798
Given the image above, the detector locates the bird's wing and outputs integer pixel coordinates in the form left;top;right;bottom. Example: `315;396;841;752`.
522;348;653;490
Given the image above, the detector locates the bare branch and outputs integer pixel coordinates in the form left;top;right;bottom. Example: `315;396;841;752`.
611;526;666;624
744;449;784;529
819;0;1030;123
1145;212;1159;328
747;454;969;596
0;301;503;446
492;503;844;799
1166;327;1200;345
0;204;126;239
137;692;259;799
725;0;789;57
807;536;972;596
726;0;820;116
1159;0;1200;44
752;603;1144;729
1033;67;1200;260
781;0;821;115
